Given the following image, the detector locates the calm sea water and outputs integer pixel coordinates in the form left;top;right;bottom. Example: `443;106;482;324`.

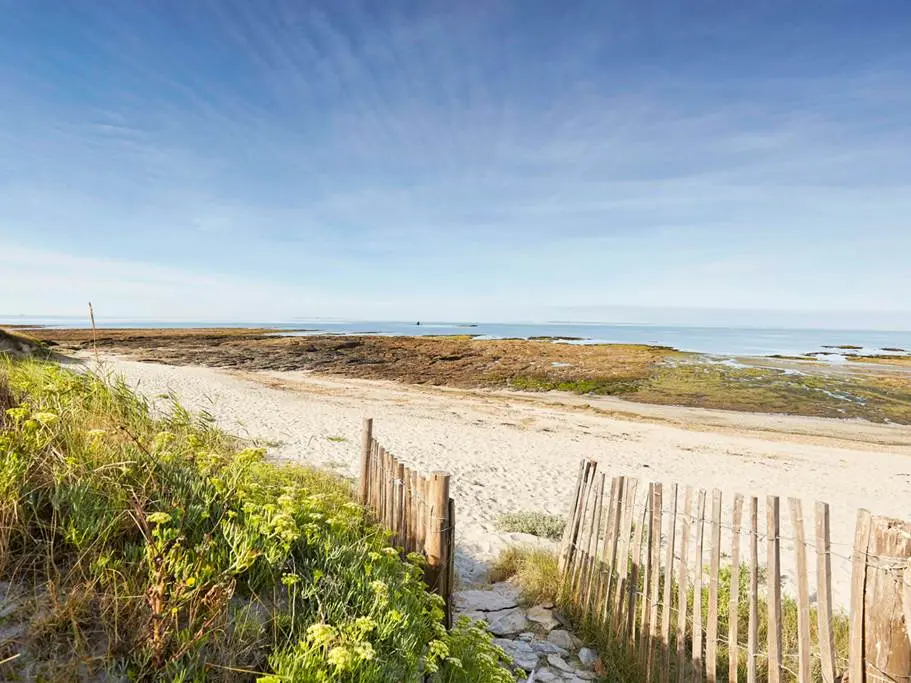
5;317;910;358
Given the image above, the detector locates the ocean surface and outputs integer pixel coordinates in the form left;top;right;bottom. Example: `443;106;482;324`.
4;317;910;358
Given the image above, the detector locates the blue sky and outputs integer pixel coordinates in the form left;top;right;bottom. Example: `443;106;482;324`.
2;1;910;327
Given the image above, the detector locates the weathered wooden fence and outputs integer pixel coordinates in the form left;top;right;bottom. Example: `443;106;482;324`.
358;418;456;626
560;458;911;682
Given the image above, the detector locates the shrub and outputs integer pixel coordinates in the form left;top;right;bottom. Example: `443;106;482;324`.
496;511;566;541
0;358;514;681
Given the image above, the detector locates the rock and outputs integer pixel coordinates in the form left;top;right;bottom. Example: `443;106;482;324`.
535;669;557;681
530;640;568;656
493;638;540;672
453;588;518;613
546;654;573;672
546;629;575;650
487;606;529;636
577;647;598;668
518;631;536;641
574;670;598;680
527;605;559;630
570;634;583;649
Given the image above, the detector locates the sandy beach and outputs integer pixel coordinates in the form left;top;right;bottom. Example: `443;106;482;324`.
86;352;911;610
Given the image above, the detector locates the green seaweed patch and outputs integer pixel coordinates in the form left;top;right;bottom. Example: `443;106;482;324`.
508;375;641;395
822;344;863;350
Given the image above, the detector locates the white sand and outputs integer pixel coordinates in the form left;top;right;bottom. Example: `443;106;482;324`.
90;355;911;609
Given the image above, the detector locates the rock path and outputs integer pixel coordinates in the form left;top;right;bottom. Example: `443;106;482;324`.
453;583;602;682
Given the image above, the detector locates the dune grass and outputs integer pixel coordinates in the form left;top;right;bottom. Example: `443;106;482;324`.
0;357;515;682
496;512;566;541
489;547;561;606
494;545;851;682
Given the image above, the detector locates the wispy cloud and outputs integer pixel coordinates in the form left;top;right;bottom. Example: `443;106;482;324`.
0;1;909;323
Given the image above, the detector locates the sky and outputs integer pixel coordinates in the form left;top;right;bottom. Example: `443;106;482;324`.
1;1;910;328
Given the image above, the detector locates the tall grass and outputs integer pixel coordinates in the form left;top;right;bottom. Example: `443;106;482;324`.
0;357;515;681
562;561;850;682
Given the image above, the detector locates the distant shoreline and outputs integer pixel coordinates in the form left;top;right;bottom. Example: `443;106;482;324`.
14;326;911;425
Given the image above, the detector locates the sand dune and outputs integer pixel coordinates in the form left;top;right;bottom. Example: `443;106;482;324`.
89;354;911;609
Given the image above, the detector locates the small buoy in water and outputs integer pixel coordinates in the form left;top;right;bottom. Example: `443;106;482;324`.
416;321;421;326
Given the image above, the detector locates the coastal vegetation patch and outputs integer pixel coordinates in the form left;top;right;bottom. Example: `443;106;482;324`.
0;357;513;681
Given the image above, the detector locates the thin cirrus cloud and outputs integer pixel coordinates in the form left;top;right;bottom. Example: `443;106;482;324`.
1;1;910;325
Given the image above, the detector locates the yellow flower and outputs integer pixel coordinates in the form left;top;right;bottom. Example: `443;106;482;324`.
147;512;172;525
185;577;196;588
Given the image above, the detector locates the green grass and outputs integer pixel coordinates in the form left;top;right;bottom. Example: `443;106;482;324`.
508;375;642;396
490;547;561;606
327;436;347;443
496;512;566;541
0;357;515;682
632;362;911;424
559;559;850;683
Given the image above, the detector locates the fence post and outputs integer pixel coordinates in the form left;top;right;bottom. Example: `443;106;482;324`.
850;509;873;682
788;498;811;683
425;472;452;597
767;496;782;683
747;497;759;683
359;418;373;504
863;514;911;680
706;489;722;683
815;502;837;683
728;493;744;683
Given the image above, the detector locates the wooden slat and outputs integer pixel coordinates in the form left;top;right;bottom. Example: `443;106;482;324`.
728;494;744;683
692;489;707;682
815;502;837;683
393;462;405;546
706;489;723;683
660;484;678;683
570;467;599;603
639;483;655;653
628;491;648;637
788;498;812;683
417;473;428;553
747;497;758;683
567;461;598;596
445;497;456;627
676;486;694;683
560;459;588;573
404;468;414;552
583;473;607;611
599;477;624;623
614;477;638;633
646;483;664;678
767;496;782;683
849;509;872;683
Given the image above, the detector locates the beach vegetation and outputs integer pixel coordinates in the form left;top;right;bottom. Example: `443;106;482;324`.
496;512;566;541
490;548;561;606
508;375;642;396
0;357;514;681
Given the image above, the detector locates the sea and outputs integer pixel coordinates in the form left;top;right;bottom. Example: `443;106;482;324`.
4;317;910;359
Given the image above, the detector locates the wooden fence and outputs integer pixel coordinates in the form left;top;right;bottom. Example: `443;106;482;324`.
559;458;911;682
357;418;456;626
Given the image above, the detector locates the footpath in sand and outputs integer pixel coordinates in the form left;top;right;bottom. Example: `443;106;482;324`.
89;354;911;610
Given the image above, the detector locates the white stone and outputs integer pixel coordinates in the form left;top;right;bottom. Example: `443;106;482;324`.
453;588;518;612
527;605;559;630
535;669;557;681
518;631;536;641
577;647;598;668
487;606;529;636
546;629;575;650
493;638;540;672
546;654;573;672
574;670;598;680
